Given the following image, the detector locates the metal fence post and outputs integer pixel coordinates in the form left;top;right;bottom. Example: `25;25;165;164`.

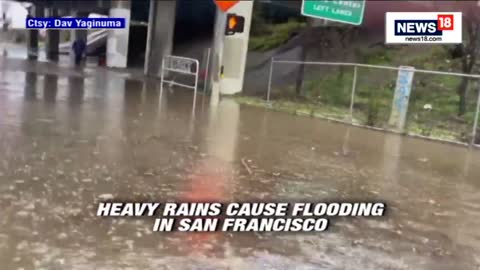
349;65;358;123
266;57;274;102
160;56;165;97
193;59;199;109
203;48;211;93
470;80;480;147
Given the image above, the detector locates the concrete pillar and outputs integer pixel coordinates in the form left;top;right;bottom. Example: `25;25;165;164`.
144;0;176;76
46;8;60;61
27;5;44;60
388;66;415;132
107;0;131;68
209;9;227;107
219;1;254;95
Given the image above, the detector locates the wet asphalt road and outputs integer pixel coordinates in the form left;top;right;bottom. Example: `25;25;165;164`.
1;58;480;269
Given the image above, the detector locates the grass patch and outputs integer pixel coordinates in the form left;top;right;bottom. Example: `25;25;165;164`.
232;95;352;122
232;95;471;143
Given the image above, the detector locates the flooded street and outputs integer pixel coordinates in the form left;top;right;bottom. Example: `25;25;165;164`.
1;58;480;269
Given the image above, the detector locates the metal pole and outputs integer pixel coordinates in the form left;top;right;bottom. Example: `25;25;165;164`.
349;65;358;123
143;0;155;75
193;60;199;110
470;81;480;146
159;57;165;98
203;48;211;94
210;8;227;107
267;57;274;102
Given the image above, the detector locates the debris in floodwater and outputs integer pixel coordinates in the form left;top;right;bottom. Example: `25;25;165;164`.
16;211;29;217
293;173;306;179
57;233;68;240
25;203;35;210
36;118;54;123
126;240;134;250
418;158;429;163
16;240;28;251
272;172;281;177
432;211;453;217
241;158;253;175
352;239;363;246
98;194;114;200
82;178;92;183
143;171;155;176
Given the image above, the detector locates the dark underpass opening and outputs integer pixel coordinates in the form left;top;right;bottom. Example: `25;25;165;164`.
127;0;215;68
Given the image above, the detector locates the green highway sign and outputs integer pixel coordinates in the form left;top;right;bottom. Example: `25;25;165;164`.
301;0;366;25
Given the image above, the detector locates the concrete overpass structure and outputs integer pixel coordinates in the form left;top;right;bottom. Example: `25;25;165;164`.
11;0;254;96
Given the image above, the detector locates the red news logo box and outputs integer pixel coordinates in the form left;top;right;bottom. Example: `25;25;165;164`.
437;14;454;31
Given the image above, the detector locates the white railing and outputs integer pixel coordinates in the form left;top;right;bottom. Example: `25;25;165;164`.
160;55;200;106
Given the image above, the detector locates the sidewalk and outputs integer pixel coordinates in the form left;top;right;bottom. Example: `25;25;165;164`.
0;55;151;80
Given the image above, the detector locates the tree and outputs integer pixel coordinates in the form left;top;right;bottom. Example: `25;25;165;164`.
294;21;360;97
294;18;313;97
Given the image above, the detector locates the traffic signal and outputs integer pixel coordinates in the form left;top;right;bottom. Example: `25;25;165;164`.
225;13;245;36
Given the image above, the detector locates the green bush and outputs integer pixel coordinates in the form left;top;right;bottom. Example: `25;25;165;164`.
366;89;381;126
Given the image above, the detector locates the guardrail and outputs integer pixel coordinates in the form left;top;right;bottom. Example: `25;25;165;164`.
160;54;200;106
266;58;480;147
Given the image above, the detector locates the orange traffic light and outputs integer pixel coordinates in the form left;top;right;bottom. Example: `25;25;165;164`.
229;16;237;30
225;13;245;36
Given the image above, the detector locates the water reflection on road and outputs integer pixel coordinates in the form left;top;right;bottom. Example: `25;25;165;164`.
0;66;480;269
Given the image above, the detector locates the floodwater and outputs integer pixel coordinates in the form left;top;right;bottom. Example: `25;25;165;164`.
1;58;480;270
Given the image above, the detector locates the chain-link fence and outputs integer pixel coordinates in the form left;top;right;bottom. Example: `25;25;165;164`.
266;58;480;147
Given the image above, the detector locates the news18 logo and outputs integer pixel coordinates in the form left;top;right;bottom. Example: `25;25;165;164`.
385;12;462;44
